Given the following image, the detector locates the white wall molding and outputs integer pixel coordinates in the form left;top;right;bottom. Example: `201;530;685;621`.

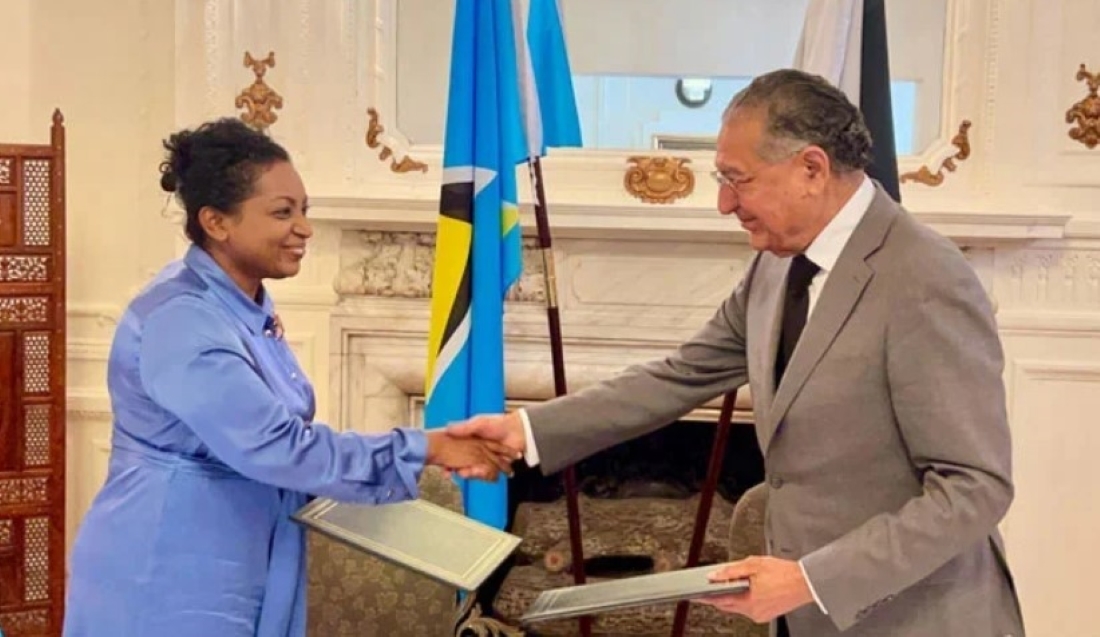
994;245;1100;312
67;302;121;325
64;389;115;559
997;311;1100;336
309;196;1071;244
266;287;341;309
1012;358;1100;384
1002;353;1100;635
66;338;111;362
65;390;112;422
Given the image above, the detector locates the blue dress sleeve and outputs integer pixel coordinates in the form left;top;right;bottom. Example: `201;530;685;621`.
138;296;427;504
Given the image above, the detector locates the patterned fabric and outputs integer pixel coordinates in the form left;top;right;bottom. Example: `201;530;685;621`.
305;472;771;636
306;468;464;636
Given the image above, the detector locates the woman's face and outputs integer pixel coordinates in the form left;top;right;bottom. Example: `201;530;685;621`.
202;161;312;294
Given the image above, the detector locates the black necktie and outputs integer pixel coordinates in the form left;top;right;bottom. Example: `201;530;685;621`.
775;254;820;386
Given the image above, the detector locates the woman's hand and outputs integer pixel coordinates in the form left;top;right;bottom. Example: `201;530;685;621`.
425;431;519;481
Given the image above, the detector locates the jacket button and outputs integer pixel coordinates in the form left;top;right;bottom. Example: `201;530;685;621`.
769;476;784;489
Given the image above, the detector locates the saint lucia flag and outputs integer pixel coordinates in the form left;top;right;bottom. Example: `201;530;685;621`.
794;0;900;201
424;0;526;530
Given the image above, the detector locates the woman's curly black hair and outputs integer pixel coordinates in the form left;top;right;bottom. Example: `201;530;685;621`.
159;118;290;244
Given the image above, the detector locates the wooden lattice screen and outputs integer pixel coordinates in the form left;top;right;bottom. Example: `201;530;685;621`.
0;110;67;637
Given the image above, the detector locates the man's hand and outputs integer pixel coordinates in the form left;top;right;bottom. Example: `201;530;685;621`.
695;556;814;624
424;431;518;481
446;412;526;480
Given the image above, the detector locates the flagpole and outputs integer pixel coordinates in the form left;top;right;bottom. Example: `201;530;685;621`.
527;154;592;637
670;388;740;637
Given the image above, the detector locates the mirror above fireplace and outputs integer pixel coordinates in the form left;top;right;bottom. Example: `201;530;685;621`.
392;0;947;158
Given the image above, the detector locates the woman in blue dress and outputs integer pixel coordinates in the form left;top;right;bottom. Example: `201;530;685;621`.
62;119;515;637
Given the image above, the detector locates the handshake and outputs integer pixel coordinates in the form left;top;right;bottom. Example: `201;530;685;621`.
424;412;528;482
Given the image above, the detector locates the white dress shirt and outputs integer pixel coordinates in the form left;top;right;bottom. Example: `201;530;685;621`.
802;174;875;318
517;175;875;615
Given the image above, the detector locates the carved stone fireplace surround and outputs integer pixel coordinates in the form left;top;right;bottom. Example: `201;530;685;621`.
316;198;1068;438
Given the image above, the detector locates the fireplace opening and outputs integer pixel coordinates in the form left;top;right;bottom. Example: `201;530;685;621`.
508;419;765;507
480;419;765;634
582;554;655;579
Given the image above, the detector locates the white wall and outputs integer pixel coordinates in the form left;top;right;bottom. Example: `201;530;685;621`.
0;0;32;142
0;0;180;552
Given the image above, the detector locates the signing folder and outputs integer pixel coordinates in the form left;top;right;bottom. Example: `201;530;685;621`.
520;564;750;625
292;497;521;592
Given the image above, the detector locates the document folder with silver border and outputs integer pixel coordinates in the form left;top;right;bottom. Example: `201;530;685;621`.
292;497;521;592
520;563;750;624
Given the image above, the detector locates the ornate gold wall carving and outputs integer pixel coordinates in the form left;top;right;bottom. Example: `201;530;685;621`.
366;108;428;173
235;52;283;131
623;156;695;204
1066;63;1100;149
899;120;972;187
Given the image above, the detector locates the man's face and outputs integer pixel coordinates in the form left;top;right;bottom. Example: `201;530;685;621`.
714;109;825;256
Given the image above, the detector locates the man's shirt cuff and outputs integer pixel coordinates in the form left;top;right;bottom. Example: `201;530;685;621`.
799;559;829;615
518;408;540;467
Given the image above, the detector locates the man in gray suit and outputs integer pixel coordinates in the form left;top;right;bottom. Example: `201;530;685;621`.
448;69;1024;636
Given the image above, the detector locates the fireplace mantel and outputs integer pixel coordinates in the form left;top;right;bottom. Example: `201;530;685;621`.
310;195;1071;244
313;191;1074;440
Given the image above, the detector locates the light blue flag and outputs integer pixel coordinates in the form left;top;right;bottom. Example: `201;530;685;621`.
424;0;526;531
525;0;583;153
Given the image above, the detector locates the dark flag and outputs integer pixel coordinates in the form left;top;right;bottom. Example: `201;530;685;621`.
860;0;900;201
793;0;900;202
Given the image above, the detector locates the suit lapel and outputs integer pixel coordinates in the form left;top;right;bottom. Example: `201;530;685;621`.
765;259;873;439
762;189;899;454
748;260;786;414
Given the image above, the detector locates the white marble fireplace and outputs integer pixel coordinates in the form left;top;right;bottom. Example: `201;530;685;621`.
325;225;776;437
313;207;1061;440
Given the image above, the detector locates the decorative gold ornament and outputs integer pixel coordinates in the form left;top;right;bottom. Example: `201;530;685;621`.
235;52;284;131
899;120;972;187
1066;63;1100;149
623;156;695;204
366;108;428;173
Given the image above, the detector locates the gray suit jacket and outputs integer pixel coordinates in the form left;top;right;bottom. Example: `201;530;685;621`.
525;186;1025;636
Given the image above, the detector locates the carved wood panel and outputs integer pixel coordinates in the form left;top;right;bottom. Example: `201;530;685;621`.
0;111;67;637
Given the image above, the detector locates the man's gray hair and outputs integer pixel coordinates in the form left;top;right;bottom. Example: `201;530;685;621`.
723;69;873;173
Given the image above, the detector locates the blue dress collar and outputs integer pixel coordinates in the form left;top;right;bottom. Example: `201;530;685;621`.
184;245;275;336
